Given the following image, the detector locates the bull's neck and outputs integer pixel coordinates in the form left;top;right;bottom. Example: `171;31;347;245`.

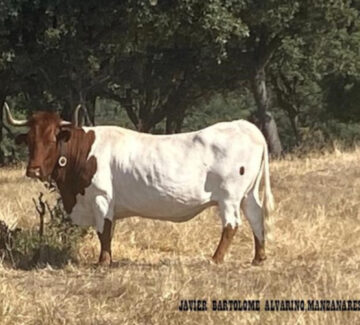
51;127;97;214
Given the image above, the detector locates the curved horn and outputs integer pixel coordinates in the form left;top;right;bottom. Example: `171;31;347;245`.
60;120;72;127
3;102;28;126
72;104;82;127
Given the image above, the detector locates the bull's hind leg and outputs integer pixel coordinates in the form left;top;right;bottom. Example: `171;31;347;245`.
212;200;240;264
97;219;114;266
241;191;266;265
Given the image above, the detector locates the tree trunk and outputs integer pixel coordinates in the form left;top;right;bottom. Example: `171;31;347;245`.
0;94;5;144
61;102;73;122
0;93;10;165
136;119;152;133
165;103;186;134
272;71;300;147
251;67;282;157
288;112;300;146
87;95;97;125
80;105;93;126
164;80;188;134
61;90;74;122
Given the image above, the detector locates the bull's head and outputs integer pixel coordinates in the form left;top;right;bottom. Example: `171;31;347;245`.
4;103;81;181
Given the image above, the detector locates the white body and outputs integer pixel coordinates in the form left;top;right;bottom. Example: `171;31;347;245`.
70;120;274;242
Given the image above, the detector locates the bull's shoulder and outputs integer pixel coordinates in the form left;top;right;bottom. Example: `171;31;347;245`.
83;125;136;150
83;125;135;137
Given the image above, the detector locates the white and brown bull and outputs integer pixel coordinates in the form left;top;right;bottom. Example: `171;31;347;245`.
4;103;274;265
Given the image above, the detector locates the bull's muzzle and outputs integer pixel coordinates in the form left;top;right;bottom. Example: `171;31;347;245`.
26;167;41;179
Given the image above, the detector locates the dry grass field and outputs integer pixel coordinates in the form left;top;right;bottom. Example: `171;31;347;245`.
1;149;360;324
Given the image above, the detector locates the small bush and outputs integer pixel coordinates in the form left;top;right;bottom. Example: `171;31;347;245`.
0;193;88;269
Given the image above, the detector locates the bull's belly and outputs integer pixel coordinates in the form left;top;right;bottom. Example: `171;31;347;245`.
69;179;216;232
114;199;216;222
112;172;216;220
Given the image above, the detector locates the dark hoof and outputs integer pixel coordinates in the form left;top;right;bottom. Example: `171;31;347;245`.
97;258;112;267
212;256;224;264
96;261;112;267
251;256;267;266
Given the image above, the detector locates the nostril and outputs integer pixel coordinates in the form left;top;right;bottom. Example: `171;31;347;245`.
26;167;41;178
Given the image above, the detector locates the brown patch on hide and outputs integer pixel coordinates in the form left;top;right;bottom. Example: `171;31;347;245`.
52;128;97;213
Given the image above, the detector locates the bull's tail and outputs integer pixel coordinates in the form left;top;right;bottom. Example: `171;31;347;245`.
262;141;275;240
262;142;274;217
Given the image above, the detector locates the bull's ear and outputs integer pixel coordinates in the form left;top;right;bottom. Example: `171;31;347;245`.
15;133;27;145
57;129;71;142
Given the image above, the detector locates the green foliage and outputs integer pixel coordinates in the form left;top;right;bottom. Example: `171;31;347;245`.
322;75;360;122
182;91;254;131
0;134;18;164
0;0;360;152
294;121;360;155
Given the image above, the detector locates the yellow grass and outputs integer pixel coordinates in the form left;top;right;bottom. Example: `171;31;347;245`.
1;149;360;324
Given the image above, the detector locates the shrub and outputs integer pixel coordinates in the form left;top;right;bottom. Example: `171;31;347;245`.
0;193;88;269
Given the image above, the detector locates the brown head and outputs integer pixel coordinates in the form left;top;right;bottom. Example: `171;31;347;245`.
4;103;80;181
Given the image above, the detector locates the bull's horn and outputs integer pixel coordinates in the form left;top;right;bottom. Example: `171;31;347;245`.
60;120;72;126
3;102;28;126
72;104;82;126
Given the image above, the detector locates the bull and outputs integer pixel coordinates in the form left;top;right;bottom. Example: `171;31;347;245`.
4;103;274;265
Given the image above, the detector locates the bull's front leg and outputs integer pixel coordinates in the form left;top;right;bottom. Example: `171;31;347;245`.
97;219;114;266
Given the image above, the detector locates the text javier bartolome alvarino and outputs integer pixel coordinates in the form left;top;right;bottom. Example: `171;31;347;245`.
178;299;360;311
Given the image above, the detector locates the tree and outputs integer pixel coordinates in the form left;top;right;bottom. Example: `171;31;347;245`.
1;0;360;157
206;0;359;155
98;0;250;132
266;0;360;148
